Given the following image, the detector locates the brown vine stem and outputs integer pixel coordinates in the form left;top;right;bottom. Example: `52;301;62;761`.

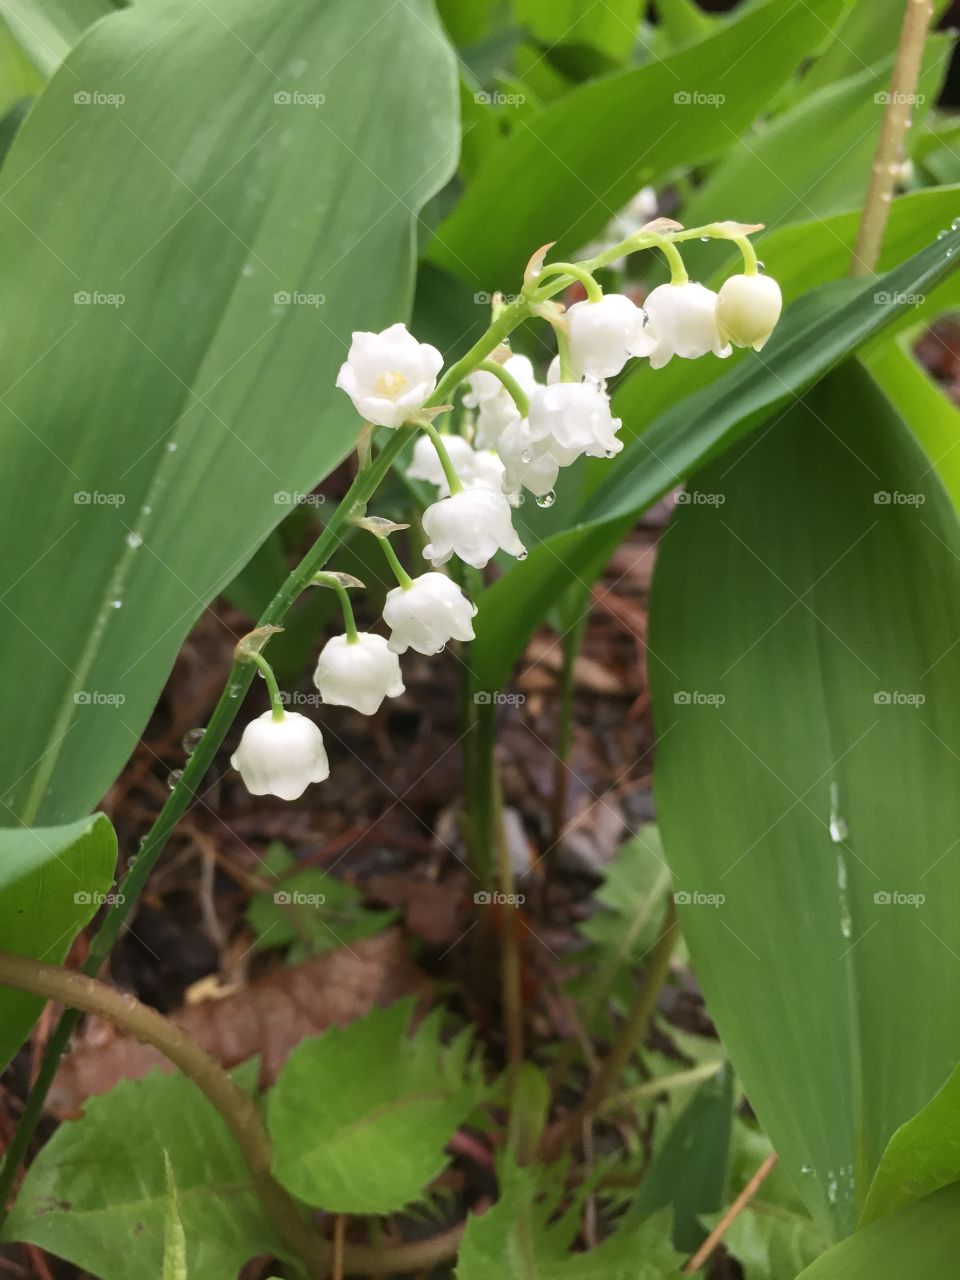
0;951;462;1278
684;1151;779;1273
850;0;934;275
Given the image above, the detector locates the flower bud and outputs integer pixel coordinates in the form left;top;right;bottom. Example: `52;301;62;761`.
230;710;329;800
644;282;731;369
422;487;525;569
313;632;404;715
566;293;654;379
383;572;478;655
336;323;442;427
716;273;782;351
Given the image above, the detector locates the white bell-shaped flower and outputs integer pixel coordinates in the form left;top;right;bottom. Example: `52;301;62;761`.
497;417;561;500
231;710;329;801
644;282;731;369
716;273;782;351
383;572;478;655
527;382;623;459
407;434;505;497
566;293;654;379
313;632;404;716
336;323;443;427
422;487;526;570
465;354;537;448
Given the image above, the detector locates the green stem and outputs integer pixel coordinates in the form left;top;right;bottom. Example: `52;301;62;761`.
375;532;414;590
732;234;759;276
550;612;587;856
0;427;414;1220
653;236;688;285
532;261;603;302
474;359;530;417
421;420;464;495
315;573;360;643
555;326;575;382
246;652;285;721
494;768;524;1087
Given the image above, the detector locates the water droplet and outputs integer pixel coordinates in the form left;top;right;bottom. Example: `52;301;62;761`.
125;531;143;549
827;1174;838;1205
142;505;152;516
520;449;534;464
110;599;123;609
535;490;556;508
837;851;848;891
166;441;178;452
241;263;254;277
604;448;617;459
182;727;205;756
828;782;848;843
167;768;184;791
700;235;710;242
517;550;528;560
800;1164;813;1176
938;229;949;240
952;217;960;231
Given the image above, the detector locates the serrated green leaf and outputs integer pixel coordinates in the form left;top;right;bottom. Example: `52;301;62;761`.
1;1063;283;1280
580;825;671;957
246;842;394;962
268;1001;484;1214
0;812;117;1069
161;1153;188;1280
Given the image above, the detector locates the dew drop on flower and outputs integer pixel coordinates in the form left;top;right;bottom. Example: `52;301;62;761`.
604;448;617;459
167;768;184;791
125;531;143;549
517;550;528;560
182;727;205;756
535;490;556;508
520;449;534;464
756;260;766;273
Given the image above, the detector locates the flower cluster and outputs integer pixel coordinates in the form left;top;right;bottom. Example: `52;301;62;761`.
232;224;782;799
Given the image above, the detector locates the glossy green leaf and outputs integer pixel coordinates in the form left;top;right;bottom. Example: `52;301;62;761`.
860;1057;960;1225
430;0;849;288
795;1184;960;1279
268;1001;484;1214
648;360;960;1238
512;0;642;63
1;1062;284;1279
0;0;112;75
0;0;457;826
863;338;960;513
471;228;960;691
0;812;117;1070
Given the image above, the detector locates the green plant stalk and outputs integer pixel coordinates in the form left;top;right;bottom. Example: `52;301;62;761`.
315;573;360;643
474;358;531;417
246;651;286;720
494;768;525;1085
549;612;587;857
851;0;933;275
420;419;464;494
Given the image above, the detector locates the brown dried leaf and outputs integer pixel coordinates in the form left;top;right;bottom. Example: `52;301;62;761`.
48;929;429;1116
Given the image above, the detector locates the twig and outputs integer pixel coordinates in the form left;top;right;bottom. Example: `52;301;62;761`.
494;770;525;1082
332;1214;346;1280
684;1152;779;1273
850;0;933;275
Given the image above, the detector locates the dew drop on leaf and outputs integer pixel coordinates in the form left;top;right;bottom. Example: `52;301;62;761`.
182;727;205;756
167;769;184;791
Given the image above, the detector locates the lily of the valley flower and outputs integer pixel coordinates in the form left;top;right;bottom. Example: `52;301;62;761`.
644;282;731;369
465;354;537;448
383;572;478;655
527;382;623;459
336;323;443;427
231;710;329;801
313;632;404;715
716;273;782;351
407;433;505;496
566;293;654;380
422;487;526;569
497;416;564;500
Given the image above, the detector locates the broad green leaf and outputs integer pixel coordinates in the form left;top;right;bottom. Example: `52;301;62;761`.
655;0;715;44
0;0;457;826
0;15;41;113
647;360;960;1238
268;1001;484;1214
863;338;960;513
457;1163;687;1279
0;0;112;76
161;1153;188;1280
429;0;849;288
629;1065;733;1250
246;841;394;961
795;1184;960;1279
512;0;643;63
1;1063;285;1279
677;45;947;281
860;1058;960;1224
0;813;117;1070
471;228;960;691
